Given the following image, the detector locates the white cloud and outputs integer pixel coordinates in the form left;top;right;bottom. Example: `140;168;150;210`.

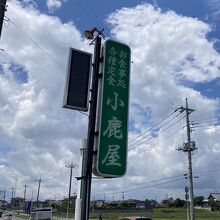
1;1;220;202
46;0;66;12
207;0;220;21
91;4;220;200
0;0;89;200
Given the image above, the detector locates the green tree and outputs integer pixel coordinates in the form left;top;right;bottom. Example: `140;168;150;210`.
61;199;68;211
194;196;204;206
172;198;185;208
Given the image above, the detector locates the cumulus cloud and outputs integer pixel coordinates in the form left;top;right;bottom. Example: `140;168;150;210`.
92;4;220;200
46;0;66;12
0;0;89;199
1;1;220;201
207;0;220;21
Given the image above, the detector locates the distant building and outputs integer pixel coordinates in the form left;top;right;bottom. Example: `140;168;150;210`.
106;200;120;208
11;197;24;209
208;193;220;205
31;201;44;209
0;200;8;209
91;200;105;208
44;199;62;207
61;195;76;209
69;195;77;209
202;193;220;209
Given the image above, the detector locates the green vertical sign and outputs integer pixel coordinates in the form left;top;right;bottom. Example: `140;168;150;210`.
95;39;131;177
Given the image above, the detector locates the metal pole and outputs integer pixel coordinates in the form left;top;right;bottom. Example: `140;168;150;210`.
81;36;102;220
75;139;87;220
0;0;7;39
66;163;74;219
14;176;17;198
30;190;33;211
36;178;41;208
10;187;14;210
185;98;195;220
187;200;190;220
23;185;28;212
3;190;6;201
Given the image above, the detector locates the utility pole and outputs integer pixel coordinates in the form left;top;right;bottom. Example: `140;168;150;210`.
176;98;197;220
23;185;29;212
66;162;75;219
30;189;33;211
0;0;7;39
35;178;42;208
3;190;6;201
14;176;17;198
10;187;14;210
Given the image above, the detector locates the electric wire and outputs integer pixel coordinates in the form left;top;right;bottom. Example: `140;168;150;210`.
102;178;184;196
194;125;220;131
44;167;67;180
193;117;220;123
128;128;182;157
44;169;69;183
2;18;89;117
128;110;177;144
128;114;185;152
95;173;186;193
128;111;182;150
72;0;102;30
94;169;220;197
141;128;182;152
10;21;65;71
4;3;220;197
194;123;220;128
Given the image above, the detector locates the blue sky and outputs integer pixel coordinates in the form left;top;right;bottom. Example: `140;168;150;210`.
34;0;220;100
0;0;220;202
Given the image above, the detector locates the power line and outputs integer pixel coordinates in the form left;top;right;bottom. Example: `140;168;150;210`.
128;110;177;144
10;21;65;71
129;114;185;151
72;0;102;30
95;173;186;193
141;129;182;152
2;18;89;117
129;111;181;147
193;117;220;123
95;169;220;197
103;178;184;196
128;128;181;157
194;125;220;131
45;167;67;179
44;169;69;183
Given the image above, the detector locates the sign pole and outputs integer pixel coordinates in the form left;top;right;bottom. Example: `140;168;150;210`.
81;36;102;220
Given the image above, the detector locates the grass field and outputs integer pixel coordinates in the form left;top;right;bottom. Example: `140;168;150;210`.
86;208;220;220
